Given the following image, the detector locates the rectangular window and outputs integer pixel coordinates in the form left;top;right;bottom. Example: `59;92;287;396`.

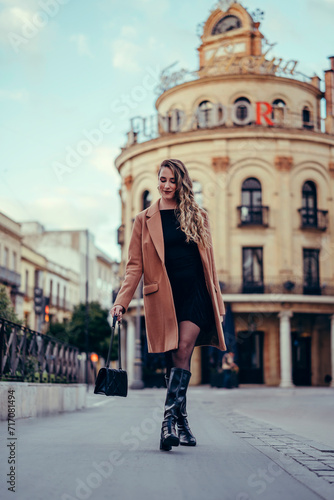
12;251;17;272
34;269;40;288
63;285;66;309
24;311;30;328
57;283;60;307
25;270;29;295
303;249;320;294
4;247;9;268
242;247;264;293
50;280;53;306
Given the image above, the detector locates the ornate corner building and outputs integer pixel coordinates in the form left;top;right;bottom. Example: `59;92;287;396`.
115;2;334;388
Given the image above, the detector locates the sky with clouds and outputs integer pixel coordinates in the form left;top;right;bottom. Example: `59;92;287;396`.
0;0;333;261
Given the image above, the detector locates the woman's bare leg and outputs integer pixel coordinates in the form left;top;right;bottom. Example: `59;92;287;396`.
171;320;200;371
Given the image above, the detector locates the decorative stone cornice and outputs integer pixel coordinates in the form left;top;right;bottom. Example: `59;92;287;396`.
275;156;293;171
124;175;133;190
329;161;334;177
278;310;293;320
212;156;230;172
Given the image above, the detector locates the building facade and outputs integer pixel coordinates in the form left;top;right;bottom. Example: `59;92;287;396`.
0;212;118;332
115;3;334;387
0;211;23;317
21;223;118;311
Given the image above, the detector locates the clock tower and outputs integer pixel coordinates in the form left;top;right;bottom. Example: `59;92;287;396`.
198;2;263;73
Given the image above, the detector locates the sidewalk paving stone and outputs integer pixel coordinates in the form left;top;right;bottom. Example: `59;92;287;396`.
220;408;334;491
296;462;334;471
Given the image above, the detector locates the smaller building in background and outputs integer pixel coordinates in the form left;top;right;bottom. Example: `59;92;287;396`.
20;222;118;312
46;264;80;325
21;243;46;331
0;211;119;331
0;211;23;317
21;243;81;331
96;249;119;310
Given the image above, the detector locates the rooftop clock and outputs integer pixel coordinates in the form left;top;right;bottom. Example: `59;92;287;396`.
212;15;242;35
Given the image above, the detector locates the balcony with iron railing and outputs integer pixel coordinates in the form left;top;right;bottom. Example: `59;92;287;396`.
49;295;72;311
125;107;331;148
116;277;333;313
298;208;329;231
241;280;264;294
0;266;21;288
22;290;72;311
237;205;269;227
219;277;334;296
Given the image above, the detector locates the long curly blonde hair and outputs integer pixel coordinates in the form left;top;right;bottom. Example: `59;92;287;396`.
158;159;212;250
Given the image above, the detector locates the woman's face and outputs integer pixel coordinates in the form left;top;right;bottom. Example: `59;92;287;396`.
158;167;177;201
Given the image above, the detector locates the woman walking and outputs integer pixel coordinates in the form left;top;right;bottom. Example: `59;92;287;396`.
110;158;227;451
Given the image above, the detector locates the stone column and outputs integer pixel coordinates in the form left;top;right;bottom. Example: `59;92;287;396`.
211;156;229;282
278;310;294;388
311;327;319;386
190;347;202;386
126;316;136;388
131;279;144;390
331;315;334;388
275;156;293;276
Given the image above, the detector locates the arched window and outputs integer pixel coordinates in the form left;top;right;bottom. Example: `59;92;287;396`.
168;108;183;133
241;178;262;224
193;180;203;207
272;99;286;124
301;181;317;226
235;97;251;121
197;100;213;128
242;178;262;206
303;249;320;294
302;106;313;129
142;190;152;210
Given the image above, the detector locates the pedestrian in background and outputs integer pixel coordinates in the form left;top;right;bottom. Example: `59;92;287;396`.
230;352;239;388
222;351;239;389
110;158;227;451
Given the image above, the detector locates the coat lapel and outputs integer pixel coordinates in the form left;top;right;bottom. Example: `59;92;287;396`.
146;199;210;272
146;199;164;263
197;243;209;272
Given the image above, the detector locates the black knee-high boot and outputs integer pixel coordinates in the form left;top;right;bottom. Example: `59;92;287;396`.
160;367;191;451
164;373;197;447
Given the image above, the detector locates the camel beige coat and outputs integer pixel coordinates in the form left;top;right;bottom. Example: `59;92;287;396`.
114;199;227;353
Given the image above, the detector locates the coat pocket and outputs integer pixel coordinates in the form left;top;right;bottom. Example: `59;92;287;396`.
143;282;159;295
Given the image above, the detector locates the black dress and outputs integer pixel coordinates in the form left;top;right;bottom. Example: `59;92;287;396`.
160;209;215;330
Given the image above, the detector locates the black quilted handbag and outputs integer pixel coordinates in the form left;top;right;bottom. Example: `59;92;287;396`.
94;315;128;397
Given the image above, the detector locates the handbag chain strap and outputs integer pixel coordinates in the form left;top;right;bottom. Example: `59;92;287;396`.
106;315;122;369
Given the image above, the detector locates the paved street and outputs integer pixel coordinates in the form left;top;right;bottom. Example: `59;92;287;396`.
1;385;334;500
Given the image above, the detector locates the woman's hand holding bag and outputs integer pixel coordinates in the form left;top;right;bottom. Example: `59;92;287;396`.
94;314;128;397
